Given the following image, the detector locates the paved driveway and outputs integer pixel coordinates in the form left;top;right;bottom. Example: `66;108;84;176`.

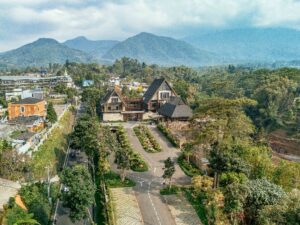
109;123;194;225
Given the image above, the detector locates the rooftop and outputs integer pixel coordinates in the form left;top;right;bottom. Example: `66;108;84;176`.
14;97;44;104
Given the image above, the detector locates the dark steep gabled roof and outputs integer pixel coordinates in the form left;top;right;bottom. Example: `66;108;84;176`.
15;97;44;104
143;78;168;104
101;86;124;104
158;96;193;118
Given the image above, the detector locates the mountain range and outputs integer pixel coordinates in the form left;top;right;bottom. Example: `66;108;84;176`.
1;28;300;68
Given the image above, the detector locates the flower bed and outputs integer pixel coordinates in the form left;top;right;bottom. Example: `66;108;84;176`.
116;126;148;172
133;125;161;153
157;123;180;147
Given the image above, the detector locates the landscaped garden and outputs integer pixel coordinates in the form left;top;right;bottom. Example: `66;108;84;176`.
133;125;161;153
116;126;148;172
178;154;202;177
157;123;180;147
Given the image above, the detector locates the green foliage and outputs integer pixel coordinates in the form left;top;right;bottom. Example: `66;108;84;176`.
157;123;179;147
0;141;30;181
46;102;57;123
81;87;104;116
133;125;161;153
5;205;39;225
162;157;175;188
177;154;202;177
160;186;180;195
115;126;148;172
19;183;59;225
258;189;300;225
60;165;95;222
245;178;286;224
104;171;135;188
32;110;74;179
184;189;209;225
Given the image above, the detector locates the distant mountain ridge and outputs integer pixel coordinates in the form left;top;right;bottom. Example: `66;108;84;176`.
183;28;300;63
103;32;217;66
1;28;300;68
63;36;119;58
0;38;95;68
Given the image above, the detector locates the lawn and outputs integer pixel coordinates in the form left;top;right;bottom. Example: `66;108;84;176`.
31;110;75;179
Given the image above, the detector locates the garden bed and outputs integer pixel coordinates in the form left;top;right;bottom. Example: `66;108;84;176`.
116;126;148;172
178;154;202;177
104;171;135;188
133;125;161;153
157;123;180;147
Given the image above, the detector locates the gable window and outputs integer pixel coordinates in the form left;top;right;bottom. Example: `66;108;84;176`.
111;97;119;103
160;91;170;100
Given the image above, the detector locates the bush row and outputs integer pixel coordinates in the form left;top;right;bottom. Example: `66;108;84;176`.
133;125;161;153
157;123;180;147
116;126;148;172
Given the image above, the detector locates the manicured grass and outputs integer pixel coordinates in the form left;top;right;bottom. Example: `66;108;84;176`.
183;189;208;225
178;154;202;177
104;171;136;188
133;125;161;153
31;110;74;179
160;185;180;195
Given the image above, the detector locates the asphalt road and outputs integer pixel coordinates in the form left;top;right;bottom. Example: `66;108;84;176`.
111;122;191;225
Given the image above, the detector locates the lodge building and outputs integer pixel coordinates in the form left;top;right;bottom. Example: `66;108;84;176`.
100;78;192;121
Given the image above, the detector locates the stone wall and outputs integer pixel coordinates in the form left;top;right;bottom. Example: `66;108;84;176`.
103;112;123;121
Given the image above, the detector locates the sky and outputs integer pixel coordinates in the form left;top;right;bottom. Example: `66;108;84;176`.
1;0;300;51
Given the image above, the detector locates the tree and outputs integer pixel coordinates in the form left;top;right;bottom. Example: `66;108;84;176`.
223;182;250;225
182;142;193;163
115;149;130;182
46;102;57;124
81;87;103;116
258;189;300;225
0;142;30;181
162;157;175;189
60;166;95;222
245;178;286;224
5;201;39;225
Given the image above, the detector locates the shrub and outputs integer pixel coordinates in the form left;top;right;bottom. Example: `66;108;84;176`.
133;125;161;153
178;154;202;177
157;123;179;147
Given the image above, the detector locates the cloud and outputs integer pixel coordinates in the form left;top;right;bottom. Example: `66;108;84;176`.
0;0;300;51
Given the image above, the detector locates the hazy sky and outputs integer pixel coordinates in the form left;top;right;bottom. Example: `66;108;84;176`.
1;0;300;51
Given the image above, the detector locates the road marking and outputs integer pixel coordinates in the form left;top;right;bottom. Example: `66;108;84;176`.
147;181;162;225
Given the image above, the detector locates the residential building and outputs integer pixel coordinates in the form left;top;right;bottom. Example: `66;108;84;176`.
8;116;45;132
7;98;46;121
101;86;144;121
158;96;193;121
143;78;177;112
0;75;74;93
101;77;192;122
82;80;94;87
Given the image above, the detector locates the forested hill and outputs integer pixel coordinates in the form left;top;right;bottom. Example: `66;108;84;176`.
103;32;217;66
63;36;119;58
0;38;95;68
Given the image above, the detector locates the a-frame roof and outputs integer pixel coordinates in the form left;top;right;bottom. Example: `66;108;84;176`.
143;78;175;104
158;96;192;118
101;86;124;104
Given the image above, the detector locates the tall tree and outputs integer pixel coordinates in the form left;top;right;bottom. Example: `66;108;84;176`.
115;149;130;182
46;102;57;123
60;166;95;222
162;157;175;189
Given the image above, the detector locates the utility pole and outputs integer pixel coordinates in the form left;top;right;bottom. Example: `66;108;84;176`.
46;165;51;203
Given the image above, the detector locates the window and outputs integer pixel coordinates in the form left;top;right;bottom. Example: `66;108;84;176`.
111;97;119;103
20;106;25;113
160;91;170;100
